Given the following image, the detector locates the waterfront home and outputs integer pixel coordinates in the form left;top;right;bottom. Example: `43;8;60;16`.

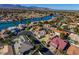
7;26;21;36
0;19;7;22
11;28;20;36
7;19;13;22
67;45;79;55
8;27;20;31
20;24;27;28
17;24;26;30
7;27;17;31
48;36;69;50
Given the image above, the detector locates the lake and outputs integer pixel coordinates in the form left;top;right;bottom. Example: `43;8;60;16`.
0;15;54;31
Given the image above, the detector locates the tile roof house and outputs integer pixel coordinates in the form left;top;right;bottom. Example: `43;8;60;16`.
67;45;79;55
48;36;69;50
51;27;69;35
0;45;13;55
69;33;79;43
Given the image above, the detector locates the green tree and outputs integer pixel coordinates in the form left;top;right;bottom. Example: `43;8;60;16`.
26;21;31;25
60;33;65;39
41;41;46;45
74;27;79;35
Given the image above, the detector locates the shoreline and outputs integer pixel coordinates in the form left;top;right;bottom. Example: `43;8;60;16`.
0;15;54;31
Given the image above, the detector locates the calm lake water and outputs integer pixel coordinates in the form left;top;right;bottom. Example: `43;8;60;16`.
0;15;54;31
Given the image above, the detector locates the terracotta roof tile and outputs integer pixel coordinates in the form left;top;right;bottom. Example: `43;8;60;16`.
67;45;79;55
49;36;67;50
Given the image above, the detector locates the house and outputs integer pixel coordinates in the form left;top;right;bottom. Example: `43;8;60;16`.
67;45;79;55
0;29;10;39
5;45;13;55
7;27;20;35
7;27;17;31
68;24;76;29
48;36;70;50
51;27;69;35
18;24;26;30
0;45;8;55
13;35;33;55
69;33;79;43
35;30;46;38
43;24;51;28
0;44;13;55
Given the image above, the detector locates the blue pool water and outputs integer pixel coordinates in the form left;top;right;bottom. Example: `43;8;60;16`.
0;15;54;31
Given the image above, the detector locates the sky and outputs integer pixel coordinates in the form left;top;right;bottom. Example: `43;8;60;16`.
21;4;79;10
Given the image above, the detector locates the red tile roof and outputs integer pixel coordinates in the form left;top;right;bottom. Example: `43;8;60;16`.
67;45;79;55
49;36;67;50
51;27;69;35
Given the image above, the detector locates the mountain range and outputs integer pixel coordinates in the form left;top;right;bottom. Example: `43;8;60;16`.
0;4;51;11
0;4;27;9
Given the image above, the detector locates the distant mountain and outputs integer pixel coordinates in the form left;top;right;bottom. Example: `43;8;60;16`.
1;4;79;11
0;4;26;9
0;4;51;11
